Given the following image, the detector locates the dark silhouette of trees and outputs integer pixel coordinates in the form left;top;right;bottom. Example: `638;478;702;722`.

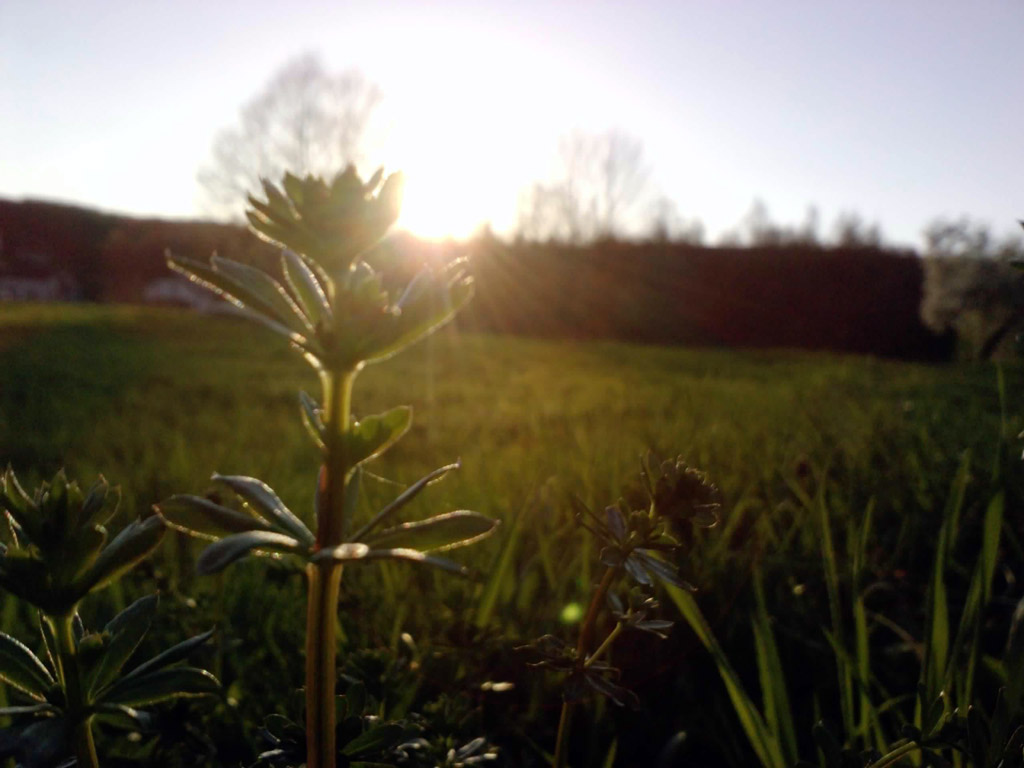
198;54;383;218
465;236;947;360
718;203;882;249
0;197;960;362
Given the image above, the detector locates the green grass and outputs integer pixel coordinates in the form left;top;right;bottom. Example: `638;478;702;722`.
0;302;1020;766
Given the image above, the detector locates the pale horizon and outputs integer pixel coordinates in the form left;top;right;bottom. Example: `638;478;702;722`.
2;0;1022;248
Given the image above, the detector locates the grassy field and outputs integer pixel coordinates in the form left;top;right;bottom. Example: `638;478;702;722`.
0;303;1020;766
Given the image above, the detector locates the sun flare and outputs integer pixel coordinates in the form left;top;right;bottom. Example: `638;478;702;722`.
397;168;485;240
382;87;533;241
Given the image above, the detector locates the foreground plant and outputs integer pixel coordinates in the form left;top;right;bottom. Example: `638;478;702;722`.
160;167;497;768
522;455;719;768
250;674;501;768
0;469;219;768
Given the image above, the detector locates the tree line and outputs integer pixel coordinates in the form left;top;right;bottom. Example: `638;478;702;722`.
0;197;968;362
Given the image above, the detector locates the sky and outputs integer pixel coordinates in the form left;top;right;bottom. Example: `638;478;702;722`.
1;0;1022;247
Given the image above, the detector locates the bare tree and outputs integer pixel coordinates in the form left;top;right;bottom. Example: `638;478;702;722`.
723;201;820;247
198;53;383;218
645;196;704;245
739;199;778;246
515;130;654;243
832;211;882;248
593;131;651;238
515;182;569;243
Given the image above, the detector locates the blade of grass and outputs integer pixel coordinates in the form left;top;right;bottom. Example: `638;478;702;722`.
920;451;970;710
667;584;787;768
851;499;884;752
752;568;798;765
817;484;855;740
954;488;1004;706
475;500;524;628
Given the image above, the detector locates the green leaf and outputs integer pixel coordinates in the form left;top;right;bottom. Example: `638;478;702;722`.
310;543;370;564
344;680;366;719
282;249;332;326
0;632;53;699
87;594;158;697
43;471;70;539
0;716;73;768
312;543;466;575
367;270;474;363
343;406;412;466
97;666;220;707
622;552;651;585
167;254;306;344
0;703;55;717
362;547;467;576
0;509;17;549
156;494;272;540
351;461;460;541
246;209;307;256
300;390;326;450
38;614;58;676
585;672;640;708
210;255;314;338
247;187;295;231
93;703;155;731
362;166;385;194
62;524;107;586
211;475;314;547
196;531;304;575
0;468;39;543
80;476;117;530
266;176;296;211
364;511;498;553
76;516;165;597
342;723;407;757
633;550;695;591
120;629;215;683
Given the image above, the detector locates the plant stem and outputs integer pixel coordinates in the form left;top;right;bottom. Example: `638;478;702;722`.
305;561;343;768
54;614;98;768
306;369;356;768
576;567;617;658
585;623;623;668
553;566;618;768
552;702;575;768
74;716;99;768
319;370;356;548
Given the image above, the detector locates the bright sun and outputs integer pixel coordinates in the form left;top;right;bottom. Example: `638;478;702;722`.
397;166;484;240
383;93;526;241
370;33;555;242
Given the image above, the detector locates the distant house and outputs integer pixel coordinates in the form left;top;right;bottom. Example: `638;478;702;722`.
142;276;233;313
0;272;78;301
